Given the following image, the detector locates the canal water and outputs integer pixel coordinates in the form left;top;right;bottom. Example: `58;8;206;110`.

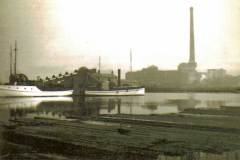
1;92;240;159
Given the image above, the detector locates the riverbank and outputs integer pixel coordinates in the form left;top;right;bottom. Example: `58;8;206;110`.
1;93;240;159
2;106;240;160
145;86;240;93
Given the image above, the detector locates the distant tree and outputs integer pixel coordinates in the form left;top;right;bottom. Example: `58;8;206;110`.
52;75;56;79
59;73;62;77
65;72;69;75
146;65;158;71
45;77;50;80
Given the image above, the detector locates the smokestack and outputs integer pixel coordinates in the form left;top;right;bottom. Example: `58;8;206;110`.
189;7;195;64
117;69;121;87
130;48;132;72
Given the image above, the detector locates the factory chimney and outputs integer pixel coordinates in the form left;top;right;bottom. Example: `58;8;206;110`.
189;7;196;66
130;48;132;72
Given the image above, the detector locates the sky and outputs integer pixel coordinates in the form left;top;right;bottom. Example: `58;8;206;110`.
0;0;240;82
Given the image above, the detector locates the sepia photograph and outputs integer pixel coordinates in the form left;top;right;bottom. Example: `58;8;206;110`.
0;0;240;159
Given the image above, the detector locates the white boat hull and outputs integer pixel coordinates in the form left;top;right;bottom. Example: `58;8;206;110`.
85;88;145;96
0;85;73;97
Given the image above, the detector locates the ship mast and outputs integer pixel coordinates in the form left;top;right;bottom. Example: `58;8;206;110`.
10;44;12;76
14;40;17;75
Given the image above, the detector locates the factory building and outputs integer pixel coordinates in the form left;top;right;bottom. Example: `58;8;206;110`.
38;67;118;94
206;69;226;80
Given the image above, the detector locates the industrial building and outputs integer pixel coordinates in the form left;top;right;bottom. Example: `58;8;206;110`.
126;7;201;89
34;67;119;95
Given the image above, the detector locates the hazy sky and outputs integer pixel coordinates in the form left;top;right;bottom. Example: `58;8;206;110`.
0;0;240;82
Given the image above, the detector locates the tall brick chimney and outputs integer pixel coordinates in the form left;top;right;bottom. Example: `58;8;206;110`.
189;7;196;66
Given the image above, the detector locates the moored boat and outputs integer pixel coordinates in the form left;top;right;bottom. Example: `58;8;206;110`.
0;85;73;97
1;42;73;97
85;87;145;96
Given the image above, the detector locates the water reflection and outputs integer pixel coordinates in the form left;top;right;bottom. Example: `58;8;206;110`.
1;93;240;159
0;93;240;121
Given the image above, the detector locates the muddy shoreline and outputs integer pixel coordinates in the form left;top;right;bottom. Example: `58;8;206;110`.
2;110;240;159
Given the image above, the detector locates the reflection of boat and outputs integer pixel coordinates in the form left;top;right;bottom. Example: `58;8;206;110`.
85;87;145;96
0;85;73;97
0;97;73;122
0;97;73;107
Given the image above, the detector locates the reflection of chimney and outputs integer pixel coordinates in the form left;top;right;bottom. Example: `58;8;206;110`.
117;69;121;87
189;7;195;64
98;56;101;74
117;99;121;114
